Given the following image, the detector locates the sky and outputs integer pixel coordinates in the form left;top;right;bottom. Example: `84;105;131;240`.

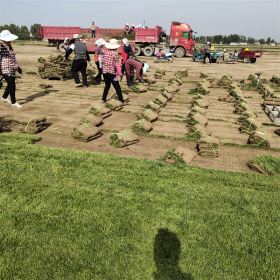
0;0;279;42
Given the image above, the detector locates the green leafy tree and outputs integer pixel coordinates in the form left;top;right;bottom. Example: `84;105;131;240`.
30;23;41;39
259;39;266;45
266;37;271;44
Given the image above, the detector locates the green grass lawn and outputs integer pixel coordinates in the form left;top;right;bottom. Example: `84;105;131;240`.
0;133;279;280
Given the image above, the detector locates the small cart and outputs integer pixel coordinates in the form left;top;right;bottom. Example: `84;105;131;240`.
239;48;262;63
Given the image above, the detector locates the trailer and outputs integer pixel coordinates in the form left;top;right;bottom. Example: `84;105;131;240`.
38;21;195;58
239;48;262;63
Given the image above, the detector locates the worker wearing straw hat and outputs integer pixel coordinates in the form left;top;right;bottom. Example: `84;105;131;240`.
0;30;23;108
102;39;124;103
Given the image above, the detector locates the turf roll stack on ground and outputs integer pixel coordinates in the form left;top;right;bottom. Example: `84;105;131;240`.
72;124;102;142
248;131;271;147
110;129;139;148
89;106;112;119
105;99;124;111
20;116;47;134
165;147;197;164
131;119;153;133
197;136;220;158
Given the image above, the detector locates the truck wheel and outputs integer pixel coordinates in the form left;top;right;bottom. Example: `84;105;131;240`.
244;57;249;63
135;46;142;56
175;47;186;58
59;43;66;53
251;58;256;63
143;46;154;57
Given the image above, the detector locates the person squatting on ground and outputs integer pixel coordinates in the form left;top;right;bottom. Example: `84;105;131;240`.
65;34;90;87
102;39;124;103
124;58;148;87
94;38;106;84
0;30;23;108
203;42;211;64
121;38;134;78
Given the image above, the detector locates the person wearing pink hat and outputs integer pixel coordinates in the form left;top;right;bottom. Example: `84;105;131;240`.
0;30;23;108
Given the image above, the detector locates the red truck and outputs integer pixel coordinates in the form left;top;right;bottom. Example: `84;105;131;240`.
37;21;195;57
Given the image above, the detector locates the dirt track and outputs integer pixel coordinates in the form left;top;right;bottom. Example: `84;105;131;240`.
1;44;280;174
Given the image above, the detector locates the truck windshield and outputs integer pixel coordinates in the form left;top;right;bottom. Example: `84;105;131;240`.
182;32;189;39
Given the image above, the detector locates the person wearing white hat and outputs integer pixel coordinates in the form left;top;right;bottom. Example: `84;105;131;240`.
0;30;23;108
102;39;124;103
124;58;148;86
129;24;135;34
124;23;130;35
203;42;212;64
65;34;90;87
121;38;134;78
94;38;106;83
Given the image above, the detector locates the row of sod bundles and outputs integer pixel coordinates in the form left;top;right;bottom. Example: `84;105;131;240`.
110;129;139;148
154;94;168;107
259;84;274;98
248;154;280;175
197;79;211;88
89;105;112;119
234;97;248;108
154;73;162;79
196;83;210;95
105;99;124;111
131;119;153;133
237;109;257;124
218;95;236;103
165;147;197;164
169;76;182;85
143;77;156;84
176;69;188;77
155;69;166;75
144;100;161;113
38;54;73;79
248;131;271;147
200;72;208;78
72;123;102;142
217;74;233;86
80;114;103;127
247;73;256;81
187;124;212;139
186;112;209;127
229;81;241;90
263;98;280;106
137;109;158;122
164;84;180;93
239;117;262;134
192;98;209;109
197;136;220;158
188;106;206;116
229;86;244;98
206;76;214;83
130;84;147;93
233;101;251;114
161;90;173;100
20;116;47;134
270;75;280;85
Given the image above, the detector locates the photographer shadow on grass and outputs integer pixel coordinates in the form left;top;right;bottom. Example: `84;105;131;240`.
153;228;194;280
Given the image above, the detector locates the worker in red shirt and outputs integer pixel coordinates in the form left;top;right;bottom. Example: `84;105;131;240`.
124;58;148;87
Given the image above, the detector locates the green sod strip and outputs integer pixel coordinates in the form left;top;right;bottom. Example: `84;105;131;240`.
0;133;280;279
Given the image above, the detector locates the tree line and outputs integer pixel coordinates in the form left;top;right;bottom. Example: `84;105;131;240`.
0;24;41;40
194;34;277;45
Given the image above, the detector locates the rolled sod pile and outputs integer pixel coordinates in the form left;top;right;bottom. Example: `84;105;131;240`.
233;101;251;114
20;116;47;134
154;73;162;79
89;106;112;119
259;84;275;98
197;80;211;88
186;112;209;127
169;76;182;85
187;124;212;139
164;147;197;164
217;74;233;86
110;129;139;148
72;124;102;142
248;154;280;175
200;72;208;78
192;98;209;109
155;69;166;75
263;98;280;106
196;83;210;95
188;106;206;116
161;90;173;100
275;128;280;136
80;115;103;127
197;136;220;158
131;84;147;93
144;100;161;113
176;69;188;77
270;75;280;85
218;95;236;103
143;77;156;84
163;85;180;93
105;99;124;111
137;109;158;122
248;131;271;147
239;117;262;134
131;119;153;133
154;94;168;107
238;110;257;124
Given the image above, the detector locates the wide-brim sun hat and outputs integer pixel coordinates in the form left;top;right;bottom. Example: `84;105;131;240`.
207;41;210;44
73;34;81;39
105;39;121;49
0;30;18;41
143;63;149;74
95;38;106;46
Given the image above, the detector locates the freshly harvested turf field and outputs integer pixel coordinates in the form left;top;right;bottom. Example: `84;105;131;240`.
0;133;279;279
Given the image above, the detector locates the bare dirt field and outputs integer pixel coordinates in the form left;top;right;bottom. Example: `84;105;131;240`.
1;44;280;173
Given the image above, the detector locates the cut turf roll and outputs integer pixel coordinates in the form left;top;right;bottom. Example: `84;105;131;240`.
137;109;159;122
89;106;112;119
144;100;161;113
248;131;271;147
165;147;197;164
239;117;262;134
72;124;102;142
131;119;153;133
105;99;124;111
110;129;139;148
